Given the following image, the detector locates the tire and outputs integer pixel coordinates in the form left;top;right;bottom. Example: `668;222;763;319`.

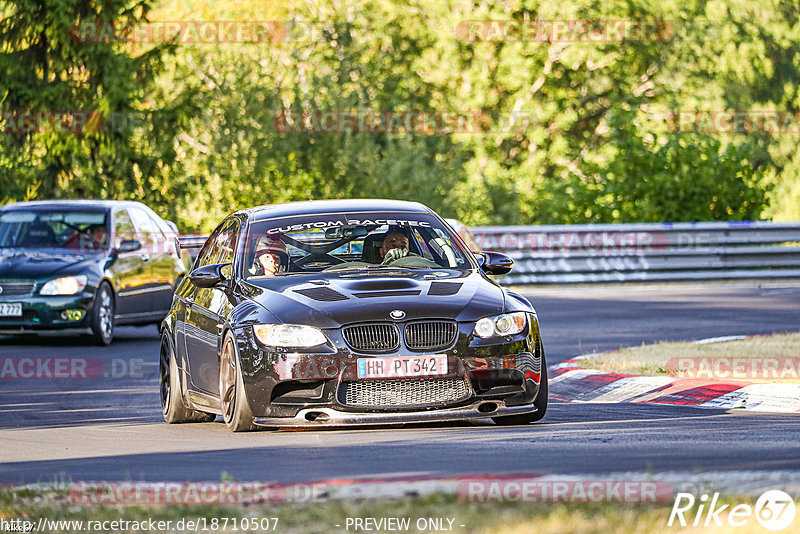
219;332;258;432
89;282;115;346
160;332;216;423
493;343;548;426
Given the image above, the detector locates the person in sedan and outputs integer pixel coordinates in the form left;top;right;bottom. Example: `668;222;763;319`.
379;229;416;264
65;223;107;251
249;234;287;276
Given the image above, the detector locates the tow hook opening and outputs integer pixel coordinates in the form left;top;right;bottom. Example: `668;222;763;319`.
478;402;499;413
304;411;330;422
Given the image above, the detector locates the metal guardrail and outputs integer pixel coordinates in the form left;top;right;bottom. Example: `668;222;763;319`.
179;235;207;250
470;221;800;284
180;222;800;284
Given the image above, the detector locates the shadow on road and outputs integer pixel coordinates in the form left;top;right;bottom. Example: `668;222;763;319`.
0;326;161;430
3;403;798;485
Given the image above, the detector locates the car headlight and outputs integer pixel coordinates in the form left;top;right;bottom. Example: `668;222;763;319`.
40;275;88;296
473;312;527;338
253;324;328;348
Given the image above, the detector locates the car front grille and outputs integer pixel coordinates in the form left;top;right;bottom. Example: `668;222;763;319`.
0;311;37;322
0;281;35;300
342;324;400;352
337;378;471;407
405;321;458;351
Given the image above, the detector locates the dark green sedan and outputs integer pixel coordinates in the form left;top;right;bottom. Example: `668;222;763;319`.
0;200;187;344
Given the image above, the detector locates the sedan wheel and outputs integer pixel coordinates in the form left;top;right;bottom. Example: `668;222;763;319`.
219;333;257;432
89;283;114;346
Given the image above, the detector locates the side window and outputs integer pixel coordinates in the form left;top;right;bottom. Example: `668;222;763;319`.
128;207;159;253
113;210;136;249
411;229;435;261
194;224;222;269
146;211;174;255
199;219;239;270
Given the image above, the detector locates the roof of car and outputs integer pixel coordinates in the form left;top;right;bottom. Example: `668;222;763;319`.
1;200;148;211
246;199;434;221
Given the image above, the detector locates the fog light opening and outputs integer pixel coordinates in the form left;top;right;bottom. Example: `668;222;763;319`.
478;402;499;413
304;411;330;422
61;309;85;321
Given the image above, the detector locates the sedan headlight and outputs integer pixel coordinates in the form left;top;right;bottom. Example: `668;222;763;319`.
473;312;527;338
253;324;328;348
40;275;88;296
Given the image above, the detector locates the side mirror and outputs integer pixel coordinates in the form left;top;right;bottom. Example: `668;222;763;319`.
477;251;514;275
190;263;231;288
116;239;142;254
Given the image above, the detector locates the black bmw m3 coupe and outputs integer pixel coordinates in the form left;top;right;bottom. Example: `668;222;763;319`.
160;199;547;431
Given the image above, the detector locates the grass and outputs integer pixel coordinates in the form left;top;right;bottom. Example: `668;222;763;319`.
577;332;800;381
0;487;784;534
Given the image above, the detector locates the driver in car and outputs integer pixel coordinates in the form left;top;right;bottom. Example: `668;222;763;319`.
249;234;287;276
66;223;107;251
379;229;418;265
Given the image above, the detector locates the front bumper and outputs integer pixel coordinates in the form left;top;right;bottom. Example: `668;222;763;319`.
233;314;545;422
0;293;94;332
253;399;537;427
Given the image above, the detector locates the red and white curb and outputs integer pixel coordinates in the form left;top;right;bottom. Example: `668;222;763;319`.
550;336;800;413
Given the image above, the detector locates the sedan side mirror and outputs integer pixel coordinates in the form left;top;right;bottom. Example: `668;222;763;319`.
190;263;231;288
477;251;514;275
116;239;142;254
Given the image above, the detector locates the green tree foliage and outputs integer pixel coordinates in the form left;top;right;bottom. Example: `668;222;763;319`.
2;0;797;230
0;0;183;210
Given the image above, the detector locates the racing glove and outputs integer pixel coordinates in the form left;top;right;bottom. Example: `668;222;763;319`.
382;247;409;264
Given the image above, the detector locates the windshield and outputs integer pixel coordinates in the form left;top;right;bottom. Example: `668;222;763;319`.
0;210;109;252
243;211;474;278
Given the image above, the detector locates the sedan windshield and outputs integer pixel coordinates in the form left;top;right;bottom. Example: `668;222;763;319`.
243;211;474;278
0;210;109;251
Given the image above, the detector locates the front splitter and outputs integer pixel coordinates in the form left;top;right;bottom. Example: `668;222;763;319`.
253;400;537;427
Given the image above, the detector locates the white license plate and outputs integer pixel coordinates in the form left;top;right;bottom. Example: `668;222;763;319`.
0;303;22;317
357;354;447;378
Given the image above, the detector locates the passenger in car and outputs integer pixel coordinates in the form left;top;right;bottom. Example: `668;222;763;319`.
249;234;288;276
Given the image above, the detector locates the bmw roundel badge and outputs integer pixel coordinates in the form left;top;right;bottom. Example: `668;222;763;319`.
390;309;406;320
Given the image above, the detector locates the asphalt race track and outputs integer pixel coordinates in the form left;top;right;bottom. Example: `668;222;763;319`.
1;284;799;484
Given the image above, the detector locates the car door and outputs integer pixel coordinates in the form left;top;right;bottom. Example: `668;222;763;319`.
109;209;151;318
183;218;239;395
128;206;177;315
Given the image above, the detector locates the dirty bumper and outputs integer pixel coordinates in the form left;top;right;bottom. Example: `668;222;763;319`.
253;400;537;427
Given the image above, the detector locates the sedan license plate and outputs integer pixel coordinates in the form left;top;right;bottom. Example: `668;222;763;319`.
0;303;22;317
357;354;447;379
